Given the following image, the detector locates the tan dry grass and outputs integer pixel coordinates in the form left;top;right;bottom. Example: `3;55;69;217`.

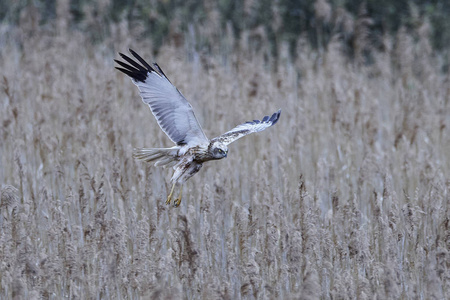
0;25;449;299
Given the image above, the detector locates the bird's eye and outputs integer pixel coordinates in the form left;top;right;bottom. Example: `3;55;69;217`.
218;149;223;154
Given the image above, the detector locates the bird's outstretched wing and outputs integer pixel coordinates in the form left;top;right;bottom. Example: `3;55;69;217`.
211;110;281;145
115;49;209;146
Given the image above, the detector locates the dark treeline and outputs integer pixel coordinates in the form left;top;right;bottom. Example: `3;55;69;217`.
1;0;449;58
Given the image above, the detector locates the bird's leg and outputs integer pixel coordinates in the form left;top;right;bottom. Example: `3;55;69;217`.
166;183;176;205
174;185;183;207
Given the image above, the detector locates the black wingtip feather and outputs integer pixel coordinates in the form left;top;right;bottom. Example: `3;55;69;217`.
115;67;146;82
153;63;167;77
114;59;139;73
119;53;148;72
129;49;155;73
245;109;281;126
270;109;281;125
114;49;156;82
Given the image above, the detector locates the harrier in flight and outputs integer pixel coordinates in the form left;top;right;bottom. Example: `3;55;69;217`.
115;49;281;207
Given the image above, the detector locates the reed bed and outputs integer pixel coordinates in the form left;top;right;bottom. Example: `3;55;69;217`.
0;23;449;299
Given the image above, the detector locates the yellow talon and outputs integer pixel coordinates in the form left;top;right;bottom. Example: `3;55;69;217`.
174;186;183;207
166;183;176;205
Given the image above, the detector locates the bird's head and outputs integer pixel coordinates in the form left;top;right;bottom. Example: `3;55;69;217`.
210;141;228;159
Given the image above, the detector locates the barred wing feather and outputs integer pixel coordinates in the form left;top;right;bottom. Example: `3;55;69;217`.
115;49;209;146
212;109;281;145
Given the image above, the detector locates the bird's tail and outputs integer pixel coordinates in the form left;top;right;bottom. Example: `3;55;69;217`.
133;147;179;167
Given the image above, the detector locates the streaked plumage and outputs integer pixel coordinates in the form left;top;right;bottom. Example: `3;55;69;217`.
115;49;281;206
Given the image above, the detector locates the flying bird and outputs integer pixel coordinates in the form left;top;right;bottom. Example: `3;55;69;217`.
115;49;281;207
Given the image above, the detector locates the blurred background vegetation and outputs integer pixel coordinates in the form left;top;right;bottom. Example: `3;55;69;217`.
1;0;449;61
1;1;449;298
